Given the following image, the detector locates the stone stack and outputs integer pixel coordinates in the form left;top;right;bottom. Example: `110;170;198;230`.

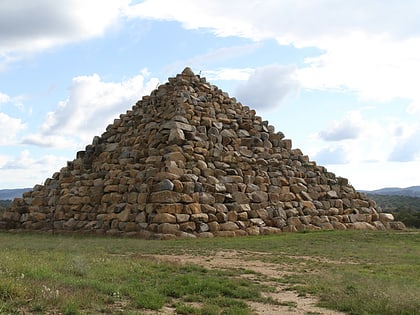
0;67;405;239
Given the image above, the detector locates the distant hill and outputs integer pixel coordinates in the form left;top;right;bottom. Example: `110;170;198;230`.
0;188;31;200
363;186;420;197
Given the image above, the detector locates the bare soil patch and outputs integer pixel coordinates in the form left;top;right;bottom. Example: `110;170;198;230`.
146;251;345;315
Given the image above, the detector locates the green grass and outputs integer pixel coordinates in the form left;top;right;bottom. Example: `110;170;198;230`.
0;230;419;314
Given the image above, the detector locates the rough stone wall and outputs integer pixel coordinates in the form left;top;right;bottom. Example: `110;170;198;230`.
0;68;405;239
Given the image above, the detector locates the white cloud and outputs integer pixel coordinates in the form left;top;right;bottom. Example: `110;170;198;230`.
312;144;350;165
0;150;67;188
125;0;263;39
24;71;159;148
1;150;33;170
126;1;420;104
308;110;420;165
0;91;25;110
21;134;77;149
0;92;10;104
297;34;420;103
0;0;130;67
126;0;420;43
235;65;300;110
318;111;363;141
126;0;419;42
0;113;26;145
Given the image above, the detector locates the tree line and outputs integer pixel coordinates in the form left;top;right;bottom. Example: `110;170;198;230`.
0;199;12;209
368;194;420;228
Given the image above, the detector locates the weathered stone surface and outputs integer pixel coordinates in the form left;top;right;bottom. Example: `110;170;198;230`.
0;67;405;238
153;213;177;224
250;191;268;203
327;190;339;199
180;221;196;232
117;208;131;221
372;221;386;230
250;218;265;227
379;213;394;222
198;232;214;238
332;221;347;230
162;121;196;132
207;221;220;232
155;179;174;191
349;222;376;230
191;213;209;222
155;203;183;214
232;192;249;204
150;191;181;203
260;227;282;235
220;222;239;231
168;128;185;145
158;223;180;234
387;221;406;230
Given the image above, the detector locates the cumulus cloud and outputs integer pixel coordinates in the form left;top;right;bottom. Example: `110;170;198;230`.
23;71;159;148
0;0;130;67
126;0;420;42
308;110;411;165
0;150;34;170
0;150;67;188
318;111;363;141
0;113;26;145
0;91;25;110
312;145;350;165
21;134;77;149
0;92;10;104
235;65;299;110
126;1;420;104
296;34;420;103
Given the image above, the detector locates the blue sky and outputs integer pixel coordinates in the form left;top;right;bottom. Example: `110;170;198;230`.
1;0;420;190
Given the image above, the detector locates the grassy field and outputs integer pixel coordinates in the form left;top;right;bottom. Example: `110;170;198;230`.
0;230;419;315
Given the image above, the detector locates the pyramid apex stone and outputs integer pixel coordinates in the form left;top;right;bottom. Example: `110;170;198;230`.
182;67;195;76
0;68;406;238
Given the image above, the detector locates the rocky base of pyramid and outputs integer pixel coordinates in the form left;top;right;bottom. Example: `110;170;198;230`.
0;203;406;240
0;68;405;239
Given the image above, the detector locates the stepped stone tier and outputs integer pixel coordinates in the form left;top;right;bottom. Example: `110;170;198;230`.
0;68;405;239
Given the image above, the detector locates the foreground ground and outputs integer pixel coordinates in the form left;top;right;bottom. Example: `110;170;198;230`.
0;230;419;314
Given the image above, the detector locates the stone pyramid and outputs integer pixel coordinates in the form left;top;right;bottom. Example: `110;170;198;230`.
0;67;405;239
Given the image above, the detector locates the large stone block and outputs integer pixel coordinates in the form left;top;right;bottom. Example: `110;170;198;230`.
379;213;394;222
153;213;177;224
150;191;182;203
155;203;183;214
168;128;185;145
158;223;180;234
219;222;239;231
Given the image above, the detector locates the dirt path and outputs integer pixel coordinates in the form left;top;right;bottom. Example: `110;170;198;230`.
147;250;346;315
